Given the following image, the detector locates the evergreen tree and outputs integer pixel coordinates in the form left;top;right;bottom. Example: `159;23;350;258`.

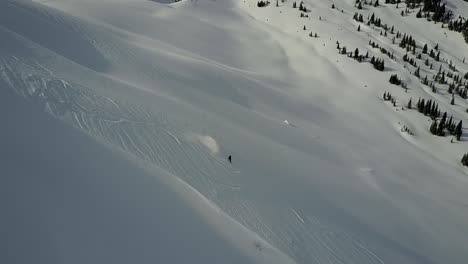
416;8;422;18
430;120;438;135
422;44;428;54
419;98;425;113
407;98;412;109
448;116;454;133
415;66;420;77
423;75;428;85
456;120;463;140
358;25;361;31
424;99;431;115
437;112;447;136
461;153;468;166
432;83;437;93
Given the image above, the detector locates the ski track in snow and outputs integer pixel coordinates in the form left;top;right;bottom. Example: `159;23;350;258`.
290;208;305;224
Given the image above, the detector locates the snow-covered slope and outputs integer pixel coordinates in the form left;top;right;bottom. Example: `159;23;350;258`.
2;0;468;263
0;86;279;264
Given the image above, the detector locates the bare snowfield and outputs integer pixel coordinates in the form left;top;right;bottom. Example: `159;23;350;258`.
2;0;468;263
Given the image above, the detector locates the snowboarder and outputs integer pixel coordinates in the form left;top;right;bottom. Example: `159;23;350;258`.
228;155;232;164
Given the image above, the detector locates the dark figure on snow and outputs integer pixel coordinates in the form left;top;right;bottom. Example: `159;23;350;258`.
228;155;232;163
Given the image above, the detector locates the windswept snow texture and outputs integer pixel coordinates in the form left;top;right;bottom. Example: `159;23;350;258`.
2;0;468;263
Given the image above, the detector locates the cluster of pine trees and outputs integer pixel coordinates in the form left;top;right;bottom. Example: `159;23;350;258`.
368;41;394;60
337;42;387;71
416;97;463;140
370;56;385;71
384;0;401;4
257;0;270;7
399;38;446;92
422;0;452;22
380;47;394;59
414;50;468;97
367;13;382;27
416;98;440;118
428;48;441;61
308;31;318;38
399;34;416;52
383;92;397;106
369;40;380;49
292;1;308;11
403;53;418;67
449;83;468;99
298;1;308;12
293;1;310;10
354;9;397;37
356;0;379;8
389;74;402;85
432;64;468;98
412;0;468;43
353;13;364;23
434;65;447;84
429;111;447;136
446;17;468;34
448;72;468;92
429;111;463;140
